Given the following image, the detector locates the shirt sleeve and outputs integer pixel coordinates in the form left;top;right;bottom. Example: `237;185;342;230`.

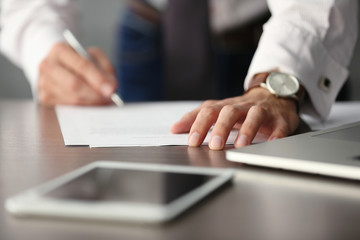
244;0;358;119
0;0;80;98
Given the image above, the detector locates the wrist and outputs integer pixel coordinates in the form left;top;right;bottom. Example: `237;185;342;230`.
247;71;306;113
245;86;299;116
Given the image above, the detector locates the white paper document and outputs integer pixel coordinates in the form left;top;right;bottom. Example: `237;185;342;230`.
55;101;360;148
55;102;252;148
300;101;360;130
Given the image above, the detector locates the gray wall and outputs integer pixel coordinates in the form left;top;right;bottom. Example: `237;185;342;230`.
1;1;360;100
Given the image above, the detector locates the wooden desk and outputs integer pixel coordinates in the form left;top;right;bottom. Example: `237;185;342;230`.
2;100;360;239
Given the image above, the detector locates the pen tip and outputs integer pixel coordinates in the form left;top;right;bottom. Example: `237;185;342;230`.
111;93;124;107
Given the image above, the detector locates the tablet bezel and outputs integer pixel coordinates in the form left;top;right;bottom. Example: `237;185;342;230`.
5;161;234;223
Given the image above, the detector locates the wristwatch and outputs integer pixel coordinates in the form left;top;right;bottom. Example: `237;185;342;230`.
248;72;306;110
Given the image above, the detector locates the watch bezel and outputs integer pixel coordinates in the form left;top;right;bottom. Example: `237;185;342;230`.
265;72;300;97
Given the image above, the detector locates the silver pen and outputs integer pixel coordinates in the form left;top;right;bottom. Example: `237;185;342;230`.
63;29;124;107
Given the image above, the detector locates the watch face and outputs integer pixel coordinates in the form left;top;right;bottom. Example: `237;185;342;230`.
267;72;299;97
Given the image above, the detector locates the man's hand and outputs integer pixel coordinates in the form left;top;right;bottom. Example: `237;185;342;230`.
38;42;117;106
171;87;300;150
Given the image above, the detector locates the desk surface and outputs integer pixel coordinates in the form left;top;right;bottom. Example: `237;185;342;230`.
1;100;360;240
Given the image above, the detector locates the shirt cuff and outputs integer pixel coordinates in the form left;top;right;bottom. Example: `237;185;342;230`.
244;21;349;120
22;27;67;100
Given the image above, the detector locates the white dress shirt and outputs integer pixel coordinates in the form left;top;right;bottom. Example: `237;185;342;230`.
245;0;358;119
0;0;358;120
1;0;79;99
145;0;269;32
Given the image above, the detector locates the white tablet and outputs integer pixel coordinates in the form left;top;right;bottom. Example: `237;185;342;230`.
5;161;234;223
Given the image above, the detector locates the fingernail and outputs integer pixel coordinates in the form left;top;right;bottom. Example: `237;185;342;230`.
236;134;248;147
101;83;113;97
269;136;278;141
188;132;200;147
209;135;224;150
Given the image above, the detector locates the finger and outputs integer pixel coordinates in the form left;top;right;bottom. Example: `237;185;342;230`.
188;105;222;147
170;100;216;134
87;47;118;94
170;110;199;134
39;60;109;105
209;105;247;150
38;75;57;106
54;43;116;98
38;60;65;105
268;119;291;141
234;105;267;148
87;47;116;75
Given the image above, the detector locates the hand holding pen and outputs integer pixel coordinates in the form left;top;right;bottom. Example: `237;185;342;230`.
37;29;123;106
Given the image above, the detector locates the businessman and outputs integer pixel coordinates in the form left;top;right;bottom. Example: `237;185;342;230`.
0;0;358;150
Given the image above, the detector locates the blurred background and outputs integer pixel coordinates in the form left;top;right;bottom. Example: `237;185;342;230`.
0;0;123;99
0;0;359;100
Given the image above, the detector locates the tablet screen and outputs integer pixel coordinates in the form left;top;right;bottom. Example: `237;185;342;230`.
45;168;215;204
